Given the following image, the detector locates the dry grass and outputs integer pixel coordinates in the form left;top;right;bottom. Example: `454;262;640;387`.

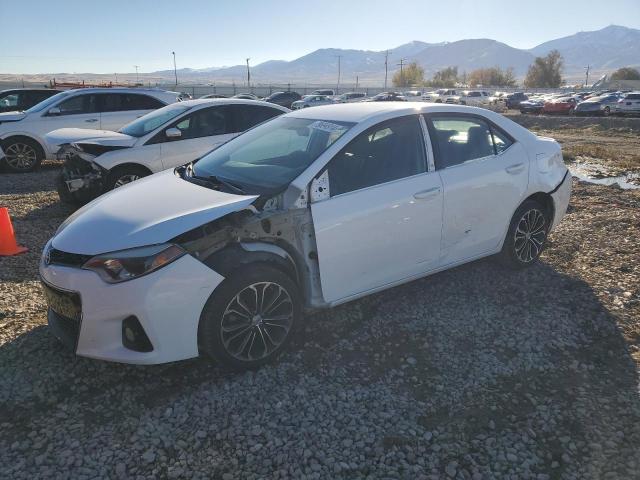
562;143;640;170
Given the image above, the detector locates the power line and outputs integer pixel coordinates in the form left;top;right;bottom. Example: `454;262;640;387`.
334;55;342;94
172;51;178;87
397;58;407;87
384;50;392;90
246;58;251;90
584;65;590;88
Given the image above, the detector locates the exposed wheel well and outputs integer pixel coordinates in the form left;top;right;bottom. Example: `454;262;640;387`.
202;243;300;286
523;192;555;227
2;135;46;159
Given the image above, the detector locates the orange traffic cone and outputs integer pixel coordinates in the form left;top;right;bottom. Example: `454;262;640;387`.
0;207;28;256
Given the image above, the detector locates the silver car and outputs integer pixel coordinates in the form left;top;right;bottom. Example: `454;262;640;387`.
291;95;335;109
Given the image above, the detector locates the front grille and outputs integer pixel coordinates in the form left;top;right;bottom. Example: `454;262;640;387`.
48;309;81;351
43;281;82;351
48;247;92;268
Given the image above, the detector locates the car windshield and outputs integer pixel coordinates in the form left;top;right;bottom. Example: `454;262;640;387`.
192;116;354;194
119;104;191;137
25;91;73;113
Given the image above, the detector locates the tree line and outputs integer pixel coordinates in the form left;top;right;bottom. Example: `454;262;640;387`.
391;50;640;88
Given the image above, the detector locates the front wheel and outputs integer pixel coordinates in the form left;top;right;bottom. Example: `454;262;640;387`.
603;106;610;116
105;165;150;192
1;137;44;172
199;264;302;370
500;200;549;269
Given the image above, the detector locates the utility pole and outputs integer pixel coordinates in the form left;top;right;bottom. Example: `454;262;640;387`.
584;65;590;88
355;75;359;91
246;58;251;90
334;55;342;94
172;52;178;87
384;50;391;90
134;65;139;84
397;58;407;88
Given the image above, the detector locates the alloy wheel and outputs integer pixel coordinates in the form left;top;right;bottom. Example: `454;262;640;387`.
220;282;294;362
113;174;140;188
4;143;37;170
514;209;546;263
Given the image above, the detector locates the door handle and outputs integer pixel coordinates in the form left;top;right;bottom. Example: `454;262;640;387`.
413;187;441;199
85;118;99;123
505;163;525;174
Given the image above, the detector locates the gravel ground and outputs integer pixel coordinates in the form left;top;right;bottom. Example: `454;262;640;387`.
1;154;640;479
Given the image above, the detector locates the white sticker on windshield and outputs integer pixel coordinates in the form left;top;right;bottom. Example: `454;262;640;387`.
309;121;345;133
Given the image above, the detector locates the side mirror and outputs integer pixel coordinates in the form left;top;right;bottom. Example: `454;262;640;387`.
48;107;61;116
165;128;182;139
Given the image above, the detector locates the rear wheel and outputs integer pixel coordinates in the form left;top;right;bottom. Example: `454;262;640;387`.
105;165;150;192
500;200;549;269
1;137;44;172
603;106;610;116
199;264;302;370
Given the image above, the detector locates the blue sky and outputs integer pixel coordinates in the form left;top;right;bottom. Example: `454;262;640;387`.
1;0;639;74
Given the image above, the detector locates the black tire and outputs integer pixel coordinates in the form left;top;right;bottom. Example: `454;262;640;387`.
1;137;44;172
603;106;610;116
199;264;302;370
500;200;549;269
105;165;150;192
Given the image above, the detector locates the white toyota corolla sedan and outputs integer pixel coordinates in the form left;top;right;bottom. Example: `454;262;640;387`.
40;103;571;370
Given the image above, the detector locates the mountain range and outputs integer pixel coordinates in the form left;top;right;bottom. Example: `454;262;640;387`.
150;25;639;84
3;25;638;86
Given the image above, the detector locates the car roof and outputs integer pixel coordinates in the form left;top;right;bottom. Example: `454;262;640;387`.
57;87;182;96
1;88;60;93
287;102;491;123
178;98;289;111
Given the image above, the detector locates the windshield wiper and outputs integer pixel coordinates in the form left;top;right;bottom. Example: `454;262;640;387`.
184;164;245;194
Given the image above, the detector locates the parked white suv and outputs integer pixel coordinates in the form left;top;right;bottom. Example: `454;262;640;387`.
423;89;459;103
48;99;289;204
458;90;491;106
614;92;640;115
0;88;183;172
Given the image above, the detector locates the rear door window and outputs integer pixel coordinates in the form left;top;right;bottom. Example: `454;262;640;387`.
126;94;165;110
426;115;513;169
228;104;283;132
101;93;166;112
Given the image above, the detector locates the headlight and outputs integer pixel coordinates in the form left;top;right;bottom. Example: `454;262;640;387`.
82;244;186;283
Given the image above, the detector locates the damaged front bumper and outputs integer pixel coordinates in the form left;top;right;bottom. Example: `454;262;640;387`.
56;144;106;204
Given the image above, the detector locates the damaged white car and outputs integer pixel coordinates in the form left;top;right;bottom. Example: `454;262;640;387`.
40;103;571;369
48;99;289;203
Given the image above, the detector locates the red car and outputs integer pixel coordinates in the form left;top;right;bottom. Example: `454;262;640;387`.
542;97;578;115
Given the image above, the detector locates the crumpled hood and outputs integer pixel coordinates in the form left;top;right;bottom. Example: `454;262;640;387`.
0;111;27;122
45;128;138;148
52;169;258;255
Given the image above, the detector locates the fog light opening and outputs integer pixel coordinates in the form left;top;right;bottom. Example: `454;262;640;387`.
121;316;153;352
